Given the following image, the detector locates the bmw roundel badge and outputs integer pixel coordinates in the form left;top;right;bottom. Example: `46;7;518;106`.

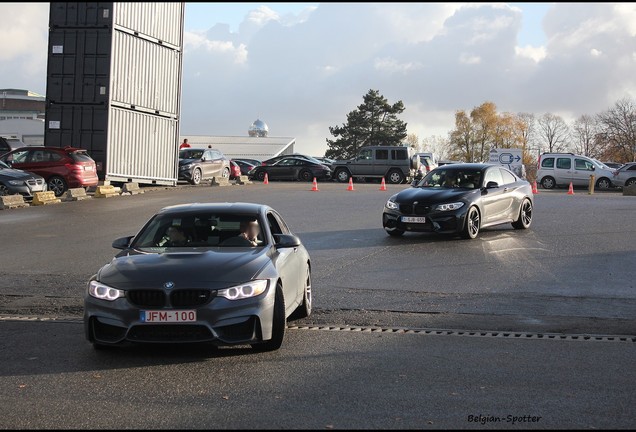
164;281;175;290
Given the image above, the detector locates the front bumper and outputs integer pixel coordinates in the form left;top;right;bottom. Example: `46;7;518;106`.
3;180;47;199
383;205;469;235
178;166;194;182
84;280;277;347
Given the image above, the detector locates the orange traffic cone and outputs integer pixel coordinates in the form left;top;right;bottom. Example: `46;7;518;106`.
347;178;355;191
311;177;319;192
567;182;574;195
532;181;539;194
263;173;269;185
380;177;387;191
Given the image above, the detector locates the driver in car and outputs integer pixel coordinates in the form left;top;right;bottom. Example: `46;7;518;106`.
162;225;190;247
238;219;261;246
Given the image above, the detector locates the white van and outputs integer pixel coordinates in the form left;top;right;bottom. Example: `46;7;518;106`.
536;152;615;190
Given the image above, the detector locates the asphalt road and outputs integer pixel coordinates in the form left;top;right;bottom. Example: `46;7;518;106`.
1;181;635;429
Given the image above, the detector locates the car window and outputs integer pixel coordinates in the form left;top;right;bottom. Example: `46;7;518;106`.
391;149;407;160
376;149;389;160
556;158;571;169
541;157;554;168
628;165;636;171
6;150;30;163
69;151;93;162
358;149;373;160
267;213;284;235
575;158;594;171
0;160;10;169
483;167;504;186
500;168;517;185
271;211;291;234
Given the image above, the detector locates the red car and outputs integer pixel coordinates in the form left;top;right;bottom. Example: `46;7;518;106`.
229;160;243;180
0;146;99;196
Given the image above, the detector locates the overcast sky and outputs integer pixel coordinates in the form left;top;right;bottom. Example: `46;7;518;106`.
1;2;635;155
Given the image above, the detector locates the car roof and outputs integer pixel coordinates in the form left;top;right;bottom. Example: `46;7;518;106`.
157;202;271;216
433;163;495;170
9;146;87;153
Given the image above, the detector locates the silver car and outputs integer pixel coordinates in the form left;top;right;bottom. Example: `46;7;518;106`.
537;152;615;190
612;162;636;188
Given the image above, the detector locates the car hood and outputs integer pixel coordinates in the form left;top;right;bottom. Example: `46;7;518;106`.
97;247;272;290
0;168;40;180
394;186;478;203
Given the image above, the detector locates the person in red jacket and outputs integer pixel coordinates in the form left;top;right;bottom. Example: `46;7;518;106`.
179;138;191;150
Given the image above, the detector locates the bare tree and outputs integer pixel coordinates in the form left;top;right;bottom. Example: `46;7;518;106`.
405;133;420;152
420;135;453;161
596;97;636;162
536;113;570;153
571;114;602;158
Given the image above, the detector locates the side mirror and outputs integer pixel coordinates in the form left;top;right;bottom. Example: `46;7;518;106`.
486;181;499;189
591;166;596;171
112;236;134;250
273;234;301;249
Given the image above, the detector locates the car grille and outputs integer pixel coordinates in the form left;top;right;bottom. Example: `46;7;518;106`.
127;324;213;342
127;289;215;308
399;204;431;215
26;179;44;186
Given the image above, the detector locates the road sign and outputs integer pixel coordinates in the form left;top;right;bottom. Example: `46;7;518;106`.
489;148;525;178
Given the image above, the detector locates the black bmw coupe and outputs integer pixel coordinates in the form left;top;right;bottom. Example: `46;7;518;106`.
84;203;312;352
383;163;534;239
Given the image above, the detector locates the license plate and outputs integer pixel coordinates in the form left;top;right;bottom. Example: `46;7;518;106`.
401;216;426;223
140;310;196;323
84;166;94;171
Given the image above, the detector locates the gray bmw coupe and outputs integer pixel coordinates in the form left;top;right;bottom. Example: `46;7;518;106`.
84;202;312;351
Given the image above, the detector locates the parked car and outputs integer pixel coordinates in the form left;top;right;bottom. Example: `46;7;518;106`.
536;152;615;190
0;160;48;200
0;136;28;153
331;146;420;184
248;156;332;182
0;146;99;197
233;159;258;176
233;158;262;167
603;162;624;170
313;156;335;166
612;162;636;188
383;163;533;239
229;160;242;180
83;202;312;351
178;148;231;185
261;153;326;167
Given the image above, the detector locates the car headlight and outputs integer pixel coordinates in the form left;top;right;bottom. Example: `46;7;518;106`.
385;199;399;210
88;280;125;301
434;202;465;211
8;180;23;186
180;163;193;170
218;280;268;300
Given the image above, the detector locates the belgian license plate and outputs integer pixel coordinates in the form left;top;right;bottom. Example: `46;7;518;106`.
140;310;196;323
84;166;94;171
401;216;426;223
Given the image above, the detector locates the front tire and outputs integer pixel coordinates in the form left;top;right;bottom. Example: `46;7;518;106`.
251;284;286;352
625;178;636;187
191;168;202;185
512;198;533;229
461;206;480;239
48;176;67;197
540;176;555;190
221;167;230;179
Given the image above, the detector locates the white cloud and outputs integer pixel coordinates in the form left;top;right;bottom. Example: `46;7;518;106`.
515;45;547;62
374;57;423;74
458;53;481;65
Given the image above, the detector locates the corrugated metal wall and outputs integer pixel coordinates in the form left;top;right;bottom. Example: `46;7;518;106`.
107;107;179;183
45;2;184;186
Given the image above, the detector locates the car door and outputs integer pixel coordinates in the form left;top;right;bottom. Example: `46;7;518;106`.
480;166;510;225
572;157;595;186
554;156;573;187
270;158;295;180
201;150;220;179
267;212;303;311
350;148;374;176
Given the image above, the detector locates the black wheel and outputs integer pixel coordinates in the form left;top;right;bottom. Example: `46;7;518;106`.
290;266;312;320
251;284;286;352
385;228;405;237
256;170;267;181
512;198;533;229
0;184;10;196
298;169;313;182
387;170;405;184
625;178;636;187
540;176;555;190
191;168;202;185
595;177;611;190
221;167;230;179
461;206;480;239
47;176;67;197
335;169;351;183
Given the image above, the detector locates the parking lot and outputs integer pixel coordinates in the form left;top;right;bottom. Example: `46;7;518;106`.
1;180;635;428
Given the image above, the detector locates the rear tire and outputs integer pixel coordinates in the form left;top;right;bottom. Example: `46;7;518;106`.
251;284;285;352
540;176;555;190
299;169;313;182
256;170;267;181
290;266;312;320
512;198;533;229
595;177;611;190
335;169;351;183
387;169;405;184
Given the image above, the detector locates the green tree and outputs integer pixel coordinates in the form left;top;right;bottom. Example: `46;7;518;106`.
325;89;408;159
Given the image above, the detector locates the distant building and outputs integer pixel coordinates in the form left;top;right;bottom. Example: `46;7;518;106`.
0;89;46;120
181;119;295;161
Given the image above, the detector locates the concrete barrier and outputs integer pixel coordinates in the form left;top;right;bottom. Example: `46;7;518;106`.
211;177;231;187
32;191;62;206
94;185;121;198
623;184;636;196
235;175;252;185
62;188;92;202
122;182;144;195
0;195;29;209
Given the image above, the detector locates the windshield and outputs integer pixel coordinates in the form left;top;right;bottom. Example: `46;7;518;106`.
179;149;204;159
132;212;267;250
417;168;483;189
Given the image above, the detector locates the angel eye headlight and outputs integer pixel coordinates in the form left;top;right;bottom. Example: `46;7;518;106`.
88;280;125;301
218;280;268;300
434;202;465;211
